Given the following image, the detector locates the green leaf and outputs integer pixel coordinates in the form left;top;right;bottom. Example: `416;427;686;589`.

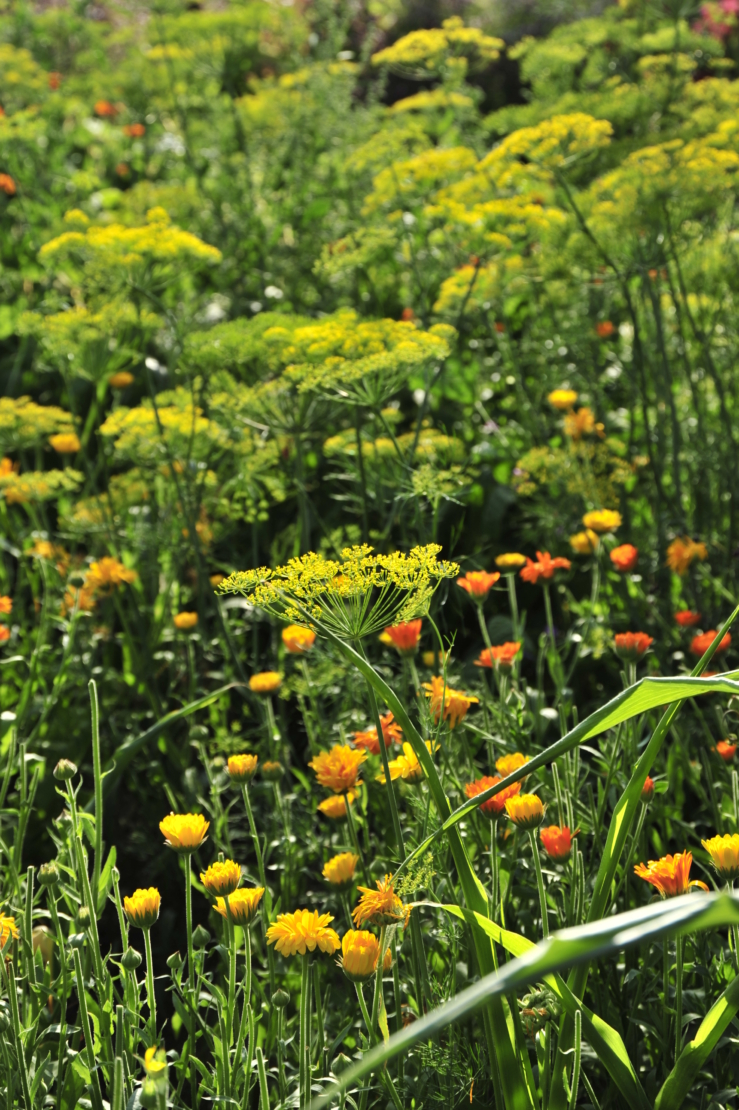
96;844;117;916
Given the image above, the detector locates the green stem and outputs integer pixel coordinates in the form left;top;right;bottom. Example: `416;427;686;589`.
344;794;368;886
184;853;197;1108
241;784;276;996
5;960;34;1110
72;948;105;1110
299;953;311;1110
529;830;549;938
256;1046;270;1109
89;679;103;910
675;935;683;1065
144;928;157;1034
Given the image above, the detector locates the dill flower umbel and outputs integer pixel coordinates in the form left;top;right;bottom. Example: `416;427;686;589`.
505;794;545;830
547;389;578;410
0;913;19;950
200;859;241;897
282;624;316;653
174;611;198;630
423;676;478;728
465;774;521;818
353;710;402;754
475;642;521;672
702;834;739;883
377;740;437;785
249;671;282;694
540;825;573;861
160;812;209;853
495;752;529;777
267;909;340;957
583;509;622;533
228;753;258;783
310;745;366;793
675;609;701;627
124;887;161;930
495;552;526;570
384;619;422;654
610;544;638;573
353;875;409;928
214;887;264;926
520;552;571;584
714;740;737;761
666;536;708;576
614;632;654;662
569;530;599;555
634;852;709;897
323;852;359;890
456;570;500;599
318;792;355;820
341;930;381;983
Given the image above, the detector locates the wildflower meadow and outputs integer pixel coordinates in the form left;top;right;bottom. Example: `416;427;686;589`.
4;0;739;1107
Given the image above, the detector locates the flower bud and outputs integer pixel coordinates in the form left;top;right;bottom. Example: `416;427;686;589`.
332;1053;353;1076
75;907;91;931
192;924;210;948
54;759;77;782
272;988;290;1009
121;947;143;971
112;866;120;883
167;950;184;970
641;776;655;804
69;932;86;949
262;760;283;782
38;862;59;887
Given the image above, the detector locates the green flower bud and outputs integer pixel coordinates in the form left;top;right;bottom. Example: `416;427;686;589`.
121;947;142;971
271;988;290;1009
75;907;91;931
332;1053;353;1076
53;759;77;782
192;924;210;948
166;950;184;970
38;862;59;887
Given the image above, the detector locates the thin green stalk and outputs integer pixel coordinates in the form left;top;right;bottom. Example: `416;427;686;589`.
241;784;276;995
144;928;157;1034
24;866;35;986
224;899;237;1051
256;1046;270;1109
567;1010;582;1110
299;953;311;1110
49;893;69;1110
89;679;103;909
344;795;369;886
314;963;326;1074
72;947;105;1110
675;935;683;1065
529;830;549;938
184;852;197;1108
490;820;499;920
5;959;34;1110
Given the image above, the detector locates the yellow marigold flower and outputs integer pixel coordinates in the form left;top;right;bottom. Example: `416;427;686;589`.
49;432;81;454
377;741;437;784
505;794;545;830
423;676;479;729
266;909;340;957
352;875;409;928
569;529;599;555
322;852;359;890
282;624;316;653
249;671;282;694
701;834;739;883
564;407;603;441
174;611;198;630
200;859;241;897
144;1047;167;1076
214;887;264;926
309;745;366;793
495;552;527;571
582;509;622;534
666;536;708;576
0;913;19;950
495;752;529;777
124;887;161;930
160;812;209;853
228;753;258;784
210;573;225;586
87;557;138;593
318;792;356;820
341;929;380;983
109;372;135;389
262;760;283;781
634;852;709;897
548;389;578;410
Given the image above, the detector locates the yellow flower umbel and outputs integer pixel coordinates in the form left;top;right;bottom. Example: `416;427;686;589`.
582;509;622;534
505;794;545;830
124;888;161;930
323;852;359;891
266;909;340;957
160;813;209;853
214;887;264;926
309;745;366;793
702;834;739;883
200;859;241;898
341;930;381;983
353;875;409;928
249;671;282;694
377;741;437;784
228;753;258;784
0;913;19;951
423;676;479;729
318;792;356;820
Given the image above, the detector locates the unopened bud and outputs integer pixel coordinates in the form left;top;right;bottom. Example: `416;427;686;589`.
262;760;283;782
192;924;210;948
38;863;59;887
54;759;77;782
75;907;91;931
332;1053;352;1075
121;947;143;971
167;950;184;970
641;776;655;804
272;988;290;1009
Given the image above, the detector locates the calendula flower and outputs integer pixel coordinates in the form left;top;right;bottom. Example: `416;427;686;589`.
634;852;709;897
714;740;737;761
520;552;572;584
675;609;701;627
476;642;521;672
144;1046;167;1076
123;122;146;137
353;875;409;928
505;794;545;830
465;774;521;818
641;776;655;803
614;631;654;662
109;371;134;389
610;544;638;573
691;630;731;656
383;620;422;654
569;530;599;555
95;99;118;117
423;676;479;729
214;887;264;926
564;407;603;441
160;812;209;853
495;752;529;777
0;627;10;643
547;389;578;410
200;859;241;898
87;557;138;594
249;671;282;694
341;930;381;983
210;574;224;586
666;537;708;576
323;852;359;890
353;711;402;754
0;174;17;196
0;913;19;950
421;649;451;667
124;887;161;930
540;825;573;860
318;792;356;820
174;611;198;630
267;909;340;957
309;745;366;793
0;597;11;615
282;624;316;653
495;552;527;570
228;753;258;783
595;321;615;338
456;570;500;599
702;834;739;883
262;760;283;781
49;433;81;454
582;509;622;534
377;740;437;785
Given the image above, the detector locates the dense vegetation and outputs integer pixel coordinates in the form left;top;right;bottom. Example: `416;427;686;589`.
2;1;739;1107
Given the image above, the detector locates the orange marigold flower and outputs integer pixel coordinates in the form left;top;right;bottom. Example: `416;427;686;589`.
465;774;522;818
475;642;521;672
322;852;359;890
262;760;283;781
701;834;739;883
109;371;134;389
200;859;241;897
352;875;409;928
0;913;19;950
423;676;479;729
116;162;130;177
0;174;16;196
520;551;572;584
641;776;655;803
456;570;500;599
266;909;340;957
0;596;11;615
123;122;146;137
547;389;578;411
610;544;638;573
49;433;80;454
569;530;599;555
564;407;603;441
282;624;316;653
174;611;198;630
714;740;737;762
341;929;381;983
634;852;709;897
160;812;209;853
309;745;366;793
95;99;118;117
318;792;356;820
675;609;701;627
540;825;573;860
505;793;545;830
48;72;62;90
596;320;615;338
666;536;708;576
383;620;422;654
353;711;401;755
249;671;282;693
582;509;621;534
691;630;731;657
0;627;10;643
124;887;161;930
228;753;258;784
495;552;526;570
214;887;263;926
614;631;653;662
495;752;529;777
87;557;138;594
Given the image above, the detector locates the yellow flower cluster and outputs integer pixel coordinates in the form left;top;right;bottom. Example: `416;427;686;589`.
0;468;83;505
372;17;503;76
0;396;75;450
39;210;222;270
99;389;227;463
